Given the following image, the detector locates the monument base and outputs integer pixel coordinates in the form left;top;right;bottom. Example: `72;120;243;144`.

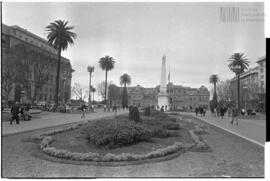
158;94;169;111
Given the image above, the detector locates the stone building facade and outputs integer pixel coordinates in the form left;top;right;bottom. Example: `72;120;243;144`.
230;55;266;111
257;56;266;111
118;83;210;110
1;24;74;105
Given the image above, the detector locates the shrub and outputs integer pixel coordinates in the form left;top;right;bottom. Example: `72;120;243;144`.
148;126;170;138
144;106;151;116
151;110;168;119
86;119;151;148
129;106;141;123
163;123;180;130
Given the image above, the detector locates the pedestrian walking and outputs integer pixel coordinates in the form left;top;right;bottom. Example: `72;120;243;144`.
160;106;164;112
103;104;107;112
195;107;199;116
81;105;86;119
231;107;239;125
10;102;20;124
220;107;225;119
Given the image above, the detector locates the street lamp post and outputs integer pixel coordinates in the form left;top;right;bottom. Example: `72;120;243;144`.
87;66;94;110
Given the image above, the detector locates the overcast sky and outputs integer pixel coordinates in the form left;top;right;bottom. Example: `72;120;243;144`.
2;2;265;100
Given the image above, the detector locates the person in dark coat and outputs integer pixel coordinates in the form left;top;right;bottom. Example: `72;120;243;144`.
160;106;164;112
220;107;225;119
10;102;20;124
195;107;199;116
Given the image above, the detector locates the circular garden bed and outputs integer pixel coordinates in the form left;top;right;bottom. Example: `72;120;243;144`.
31;111;211;165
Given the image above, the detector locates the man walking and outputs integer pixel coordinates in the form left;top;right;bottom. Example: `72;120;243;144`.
10;102;20;125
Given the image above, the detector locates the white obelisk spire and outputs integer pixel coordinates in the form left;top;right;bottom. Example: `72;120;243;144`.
160;55;167;93
158;54;169;110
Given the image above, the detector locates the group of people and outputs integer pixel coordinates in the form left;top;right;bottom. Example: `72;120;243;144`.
211;106;228;119
210;106;240;125
10;102;32;125
195;106;206;117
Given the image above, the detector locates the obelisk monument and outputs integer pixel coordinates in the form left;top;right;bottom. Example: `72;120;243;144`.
158;54;169;110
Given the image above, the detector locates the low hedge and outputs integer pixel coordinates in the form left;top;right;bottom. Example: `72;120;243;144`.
40;137;193;162
85;119;151;148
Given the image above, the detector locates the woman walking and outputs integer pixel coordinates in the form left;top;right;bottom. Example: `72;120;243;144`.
81;105;86;119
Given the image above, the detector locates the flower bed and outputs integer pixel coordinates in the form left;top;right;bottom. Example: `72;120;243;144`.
37;114;210;163
40;135;193;162
84;119;152;148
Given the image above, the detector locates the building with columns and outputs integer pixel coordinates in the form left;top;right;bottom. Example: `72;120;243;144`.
117;83;210;110
1;24;74;105
229;55;265;111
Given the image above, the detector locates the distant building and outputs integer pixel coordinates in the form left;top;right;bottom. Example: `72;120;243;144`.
126;85;158;108
257;55;266;111
167;83;210;110
117;83;210;110
230;55;265;111
1;24;74;105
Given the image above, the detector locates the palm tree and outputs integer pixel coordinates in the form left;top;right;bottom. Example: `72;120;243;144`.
209;74;219;108
46;20;76;106
98;56;115;106
91;87;96;101
120;73;131;108
87;66;94;109
228;53;249;109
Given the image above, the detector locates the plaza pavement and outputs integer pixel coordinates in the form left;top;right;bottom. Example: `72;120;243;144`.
2;108;128;136
181;111;266;147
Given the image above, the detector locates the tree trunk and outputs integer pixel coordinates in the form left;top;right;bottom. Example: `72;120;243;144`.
88;72;92;109
104;70;108;105
237;73;240;109
55;47;62;107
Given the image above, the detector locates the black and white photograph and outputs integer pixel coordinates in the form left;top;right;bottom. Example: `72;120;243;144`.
1;1;267;178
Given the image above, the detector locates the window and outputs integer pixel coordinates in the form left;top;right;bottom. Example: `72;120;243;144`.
261;75;264;79
25;37;28;41
260;68;264;73
44;94;47;101
39;94;43;101
50;95;52;101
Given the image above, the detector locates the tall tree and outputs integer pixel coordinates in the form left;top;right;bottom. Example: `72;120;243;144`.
46;20;76;106
120;73;131;108
87;66;94;109
1;48;20;103
209;74;219;108
13;44;32;101
108;84;121;107
228;53;249;109
91;87;96;101
29;50;51;103
216;80;232;102
98;56;115;105
71;82;87;101
97;81;113;101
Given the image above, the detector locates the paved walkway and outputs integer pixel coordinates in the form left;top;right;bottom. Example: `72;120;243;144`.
2;109;128;136
181;111;266;147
